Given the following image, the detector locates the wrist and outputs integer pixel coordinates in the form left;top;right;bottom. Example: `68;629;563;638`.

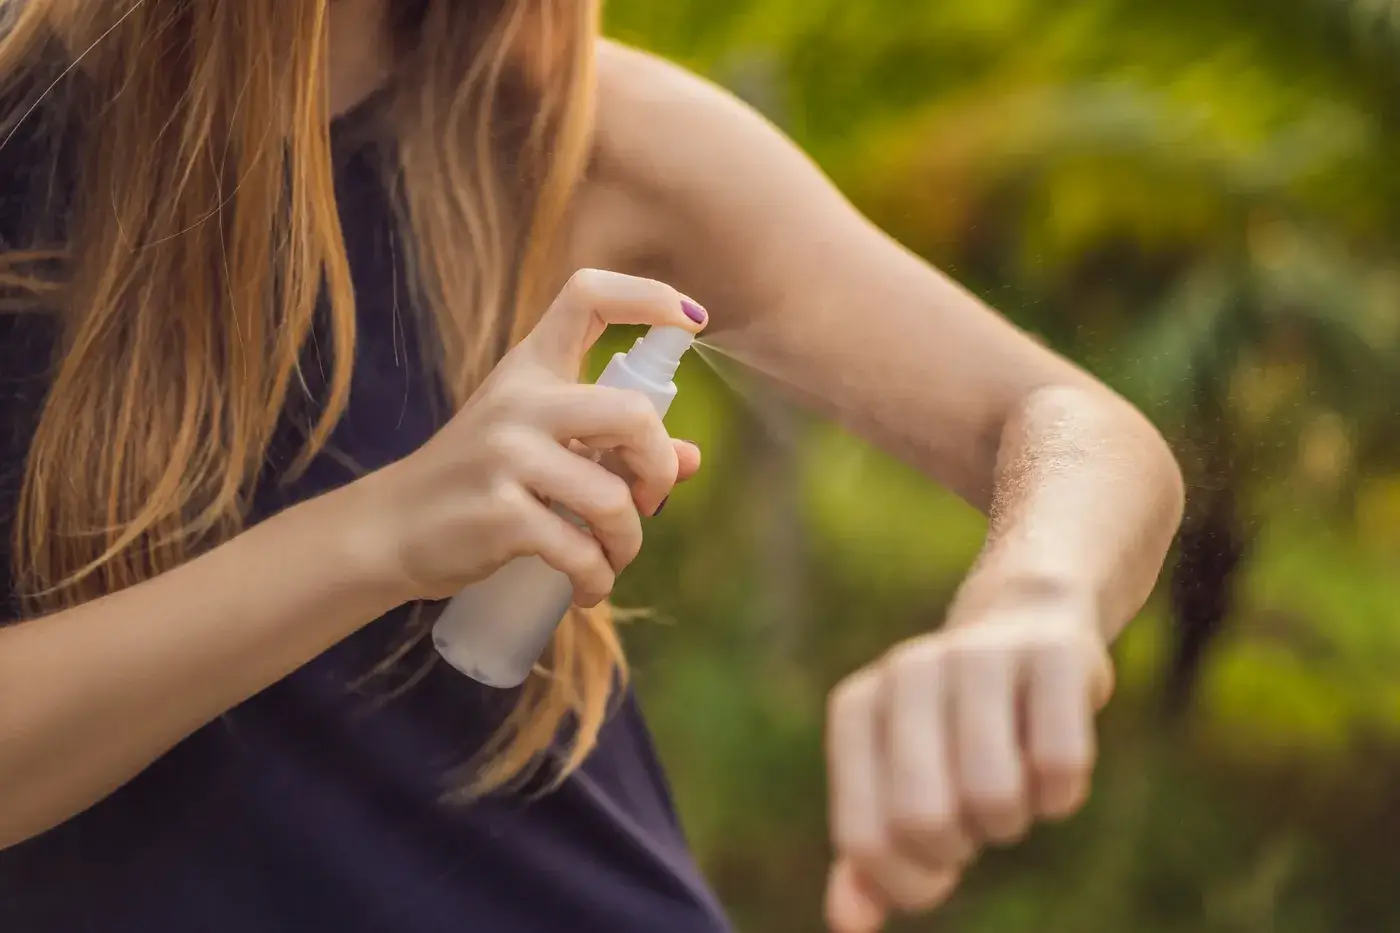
947;565;1104;636
305;468;421;610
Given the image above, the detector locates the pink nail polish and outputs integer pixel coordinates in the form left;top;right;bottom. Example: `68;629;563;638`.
681;300;707;325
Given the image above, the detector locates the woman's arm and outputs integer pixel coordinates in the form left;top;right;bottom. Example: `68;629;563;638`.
0;271;706;851
0;481;401;849
588;42;1184;931
589;43;1183;622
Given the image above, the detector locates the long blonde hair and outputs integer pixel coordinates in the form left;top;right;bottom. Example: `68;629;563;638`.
0;0;623;794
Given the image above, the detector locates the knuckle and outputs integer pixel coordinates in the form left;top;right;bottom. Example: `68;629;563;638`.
828;671;880;722
480;377;531;415
597;477;635;518
964;787;1025;827
1031;748;1093;782
943;628;996;659
581;560;616;604
620;534;644;568
888;809;961;857
482;425;531;462
473;395;509;428
883;639;942;683
486;479;528;516
835;831;888;873
562;531;611;577
563;267;605;304
945;637;1006;674
965;782;1021;813
618;392;658;432
640;275;677;298
605;506;644;558
484;484;533;548
610;532;644;571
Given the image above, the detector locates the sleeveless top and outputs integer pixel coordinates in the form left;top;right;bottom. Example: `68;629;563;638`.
0;95;734;933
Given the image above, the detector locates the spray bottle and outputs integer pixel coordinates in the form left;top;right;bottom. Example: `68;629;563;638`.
431;324;698;688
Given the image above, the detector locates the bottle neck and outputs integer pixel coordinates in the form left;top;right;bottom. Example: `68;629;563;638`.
624;340;682;384
624;325;694;383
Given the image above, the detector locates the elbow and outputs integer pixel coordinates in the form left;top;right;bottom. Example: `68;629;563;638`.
987;382;1185;633
1151;419;1187;536
1015;381;1186;537
1099;386;1186;540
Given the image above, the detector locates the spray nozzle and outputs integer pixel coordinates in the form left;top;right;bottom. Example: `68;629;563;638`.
623;324;696;384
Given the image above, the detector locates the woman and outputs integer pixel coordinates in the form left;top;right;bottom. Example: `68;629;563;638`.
0;1;1184;931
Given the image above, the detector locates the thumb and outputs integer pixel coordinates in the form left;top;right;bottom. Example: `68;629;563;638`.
825;859;887;933
520;269;706;376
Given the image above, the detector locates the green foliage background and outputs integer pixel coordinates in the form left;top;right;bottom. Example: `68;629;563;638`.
595;1;1400;930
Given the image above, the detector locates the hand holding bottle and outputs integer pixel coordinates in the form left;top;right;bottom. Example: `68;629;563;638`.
362;269;707;607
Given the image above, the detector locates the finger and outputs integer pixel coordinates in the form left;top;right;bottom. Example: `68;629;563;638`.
884;641;976;868
520;269;706;375
500;483;616;606
828;672;954;913
825;860;887;933
949;644;1031;845
574;438;699;478
826;857;960;933
865;858;963;917
525;384;678;515
1026;643;1098;821
827;672;886;879
561;438;698;509
506;431;645;574
673;439;702;483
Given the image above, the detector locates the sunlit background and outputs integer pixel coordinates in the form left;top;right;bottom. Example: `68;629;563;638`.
597;2;1400;931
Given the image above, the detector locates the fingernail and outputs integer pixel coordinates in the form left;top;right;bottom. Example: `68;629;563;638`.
681;299;707;325
653;495;669;517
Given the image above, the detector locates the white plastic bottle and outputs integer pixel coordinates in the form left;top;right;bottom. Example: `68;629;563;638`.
431;324;698;688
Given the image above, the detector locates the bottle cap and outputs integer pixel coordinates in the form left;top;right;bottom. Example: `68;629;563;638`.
626;325;695;383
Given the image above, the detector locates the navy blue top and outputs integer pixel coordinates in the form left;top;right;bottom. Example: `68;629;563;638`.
0;98;733;932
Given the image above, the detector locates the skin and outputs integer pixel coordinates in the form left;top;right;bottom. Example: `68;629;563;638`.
572;44;1184;930
0;8;1185;933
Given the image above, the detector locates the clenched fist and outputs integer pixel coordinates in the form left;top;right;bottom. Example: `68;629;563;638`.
824;591;1113;932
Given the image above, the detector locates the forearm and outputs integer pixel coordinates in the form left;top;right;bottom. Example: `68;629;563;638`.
949;384;1185;641
0;478;404;849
